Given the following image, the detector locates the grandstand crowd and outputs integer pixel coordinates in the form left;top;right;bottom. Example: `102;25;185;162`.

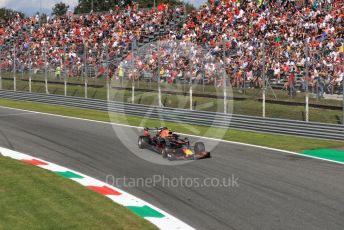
0;0;343;96
0;3;184;78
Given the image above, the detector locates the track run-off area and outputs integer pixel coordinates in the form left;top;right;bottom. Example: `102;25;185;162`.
0;106;344;230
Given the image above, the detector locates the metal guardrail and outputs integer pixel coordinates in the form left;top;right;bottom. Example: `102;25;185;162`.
1;90;344;140
2;77;342;111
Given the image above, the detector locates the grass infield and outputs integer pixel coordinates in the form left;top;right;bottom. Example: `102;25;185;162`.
0;156;157;230
0;98;343;152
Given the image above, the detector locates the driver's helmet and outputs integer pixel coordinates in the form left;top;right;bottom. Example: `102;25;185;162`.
168;128;173;135
158;127;168;136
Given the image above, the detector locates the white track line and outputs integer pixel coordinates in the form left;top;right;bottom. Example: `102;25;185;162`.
0;105;343;165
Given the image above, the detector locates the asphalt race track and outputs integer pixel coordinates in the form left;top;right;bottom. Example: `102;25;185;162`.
1;106;344;230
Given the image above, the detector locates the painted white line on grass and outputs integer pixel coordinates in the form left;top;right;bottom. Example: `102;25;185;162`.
0;105;343;165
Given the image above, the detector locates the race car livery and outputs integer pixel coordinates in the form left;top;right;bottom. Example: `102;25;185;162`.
138;127;211;160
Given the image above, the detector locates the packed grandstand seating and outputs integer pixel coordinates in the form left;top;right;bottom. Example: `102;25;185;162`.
0;0;343;96
175;0;344;95
0;3;185;79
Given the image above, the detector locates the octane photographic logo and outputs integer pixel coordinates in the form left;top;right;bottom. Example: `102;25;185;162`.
108;40;233;165
106;174;239;189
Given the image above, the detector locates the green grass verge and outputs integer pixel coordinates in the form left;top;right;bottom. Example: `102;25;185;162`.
0;156;157;230
0;98;343;152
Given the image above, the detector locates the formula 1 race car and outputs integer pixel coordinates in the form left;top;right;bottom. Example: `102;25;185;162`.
138;127;211;161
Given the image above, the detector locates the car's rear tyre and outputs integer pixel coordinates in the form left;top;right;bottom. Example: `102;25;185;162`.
162;147;172;158
167;153;176;161
138;136;149;149
194;142;205;154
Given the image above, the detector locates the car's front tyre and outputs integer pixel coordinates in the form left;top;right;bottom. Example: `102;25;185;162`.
194;142;205;154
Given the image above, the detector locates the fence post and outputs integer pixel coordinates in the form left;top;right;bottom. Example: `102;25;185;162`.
202;69;205;93
149;71;152;89
262;42;266;118
106;46;110;101
44;40;48;94
132;39;135;104
29;47;32;93
342;69;344;125
189;84;193;110
223;39;227;114
21;58;24;80
64;46;67;96
136;43;140;89
243;72;246;95
342;70;344;125
223;71;227;114
121;64;124;88
202;57;205;93
0;48;2;90
341;43;344;125
189;45;193;110
84;45;88;99
157;41;162;107
13;44;16;92
305;40;309;122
